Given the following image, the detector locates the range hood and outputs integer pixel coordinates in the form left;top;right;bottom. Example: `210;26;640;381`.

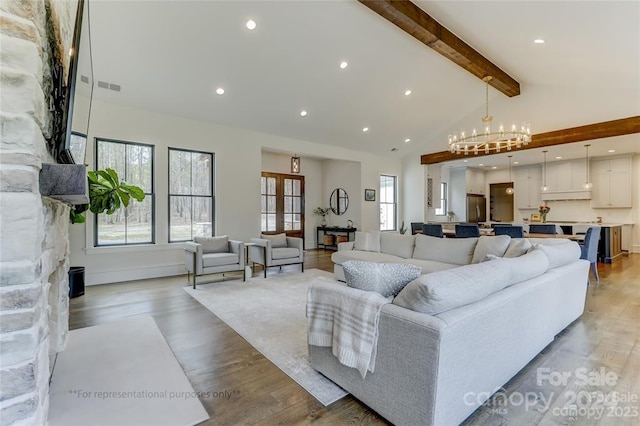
541;190;591;201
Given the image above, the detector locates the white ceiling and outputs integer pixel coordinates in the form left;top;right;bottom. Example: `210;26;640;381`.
77;0;640;165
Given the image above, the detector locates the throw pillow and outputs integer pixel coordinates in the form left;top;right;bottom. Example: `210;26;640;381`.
504;238;532;258
353;231;381;253
380;233;415;259
393;260;511;315
342;261;421;297
261;233;287;248
194;235;229;253
471;235;511;263
531;242;581;269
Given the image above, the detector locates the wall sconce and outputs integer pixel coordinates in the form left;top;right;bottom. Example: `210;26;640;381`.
291;154;301;173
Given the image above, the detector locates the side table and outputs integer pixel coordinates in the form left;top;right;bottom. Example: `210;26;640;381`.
244;242;266;278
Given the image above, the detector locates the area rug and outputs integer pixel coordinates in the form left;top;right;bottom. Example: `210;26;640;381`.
183;269;348;406
49;316;209;426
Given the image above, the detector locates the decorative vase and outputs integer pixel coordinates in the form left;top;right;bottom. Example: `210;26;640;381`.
321;217;327;227
541;213;547;223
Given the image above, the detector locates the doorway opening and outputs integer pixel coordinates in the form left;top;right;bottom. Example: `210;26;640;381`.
489;183;514;222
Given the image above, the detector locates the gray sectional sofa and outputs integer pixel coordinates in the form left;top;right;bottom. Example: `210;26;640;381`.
311;232;590;425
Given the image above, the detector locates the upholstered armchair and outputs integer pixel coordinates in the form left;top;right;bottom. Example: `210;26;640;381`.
184;236;245;288
250;233;304;278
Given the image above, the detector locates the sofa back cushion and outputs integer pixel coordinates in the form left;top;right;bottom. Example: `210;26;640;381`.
471;235;511;263
343;261;421;297
261;233;288;248
412;234;478;265
504;250;549;285
353;231;381;252
531;241;581;269
393;259;510;315
194;235;229;253
394;249;551;315
504;238;532;258
380;233;415;259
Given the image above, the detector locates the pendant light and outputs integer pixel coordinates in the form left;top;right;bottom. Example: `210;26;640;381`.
506;155;514;195
583;144;592;189
291;154;301;174
541;150;549;192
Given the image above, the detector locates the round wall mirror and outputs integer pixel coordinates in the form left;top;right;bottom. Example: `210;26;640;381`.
330;188;349;215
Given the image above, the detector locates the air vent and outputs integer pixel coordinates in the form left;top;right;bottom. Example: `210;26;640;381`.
96;80;122;92
80;75;89;84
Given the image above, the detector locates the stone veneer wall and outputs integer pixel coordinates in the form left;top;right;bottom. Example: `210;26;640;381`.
1;1;76;424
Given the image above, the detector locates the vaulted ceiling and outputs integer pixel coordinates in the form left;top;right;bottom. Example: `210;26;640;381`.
77;0;640;167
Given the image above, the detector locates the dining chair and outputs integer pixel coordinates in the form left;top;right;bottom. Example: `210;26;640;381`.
411;222;424;235
495;225;524;238
528;224;557;235
579;226;601;285
422;223;444;238
455;223;480;238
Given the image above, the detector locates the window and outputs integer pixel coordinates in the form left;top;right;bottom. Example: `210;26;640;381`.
69;132;87;165
95;138;154;246
169;148;214;242
379;175;397;231
261;172;304;238
435;182;447;215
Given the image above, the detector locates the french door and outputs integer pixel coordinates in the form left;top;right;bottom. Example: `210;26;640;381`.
261;172;305;240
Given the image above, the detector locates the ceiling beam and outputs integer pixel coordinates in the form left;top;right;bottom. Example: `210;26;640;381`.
358;0;520;97
420;116;640;165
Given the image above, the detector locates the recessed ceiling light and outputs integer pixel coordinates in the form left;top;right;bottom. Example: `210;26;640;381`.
300;110;307;117
514;161;519;165
534;39;545;44
246;19;257;30
391;147;399;152
463;160;468;163
556;156;562;159
404;138;411;143
608;149;616;153
339;61;348;69
362;127;369;132
404;90;412;96
479;163;484;166
492;166;498;169
215;87;225;95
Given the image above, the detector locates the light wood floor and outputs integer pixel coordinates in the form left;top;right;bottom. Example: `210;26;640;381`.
69;251;640;425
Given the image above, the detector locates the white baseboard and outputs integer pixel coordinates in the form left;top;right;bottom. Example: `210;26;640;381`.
630;244;640;254
87;263;185;286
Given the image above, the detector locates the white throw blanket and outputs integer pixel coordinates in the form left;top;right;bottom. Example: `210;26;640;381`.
306;280;391;378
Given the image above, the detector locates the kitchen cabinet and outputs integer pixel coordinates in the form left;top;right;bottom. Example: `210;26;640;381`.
591;157;632;208
514;165;542;209
465;168;486;195
599;225;623;263
541;158;591;201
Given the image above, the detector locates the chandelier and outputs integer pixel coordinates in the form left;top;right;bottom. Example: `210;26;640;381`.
448;76;531;155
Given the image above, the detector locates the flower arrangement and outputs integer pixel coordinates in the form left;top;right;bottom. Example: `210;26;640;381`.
538;205;550;215
313;207;331;217
314;207;331;226
538;205;550;223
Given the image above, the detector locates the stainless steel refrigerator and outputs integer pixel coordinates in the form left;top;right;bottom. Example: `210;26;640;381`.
466;194;487;223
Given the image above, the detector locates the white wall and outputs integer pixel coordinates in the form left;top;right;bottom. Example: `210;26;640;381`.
402;156;425;224
322;160;361;229
449;168;467;222
70;99;402;284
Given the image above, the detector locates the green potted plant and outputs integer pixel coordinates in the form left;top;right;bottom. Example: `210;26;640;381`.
70;168;145;223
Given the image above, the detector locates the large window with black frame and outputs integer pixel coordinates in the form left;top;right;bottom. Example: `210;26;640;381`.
95;138;154;246
169;148;214;242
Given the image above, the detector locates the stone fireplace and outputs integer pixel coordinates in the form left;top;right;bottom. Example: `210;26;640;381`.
0;1;77;424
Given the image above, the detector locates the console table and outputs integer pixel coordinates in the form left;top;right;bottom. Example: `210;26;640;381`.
317;226;357;250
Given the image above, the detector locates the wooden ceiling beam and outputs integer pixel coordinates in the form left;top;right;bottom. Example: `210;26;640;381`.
420;116;640;165
358;0;520;97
